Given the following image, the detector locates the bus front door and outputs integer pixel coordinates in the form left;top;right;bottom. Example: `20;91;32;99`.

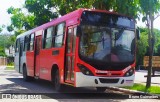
65;26;77;84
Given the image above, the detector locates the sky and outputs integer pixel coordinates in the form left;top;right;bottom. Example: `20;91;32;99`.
0;0;24;29
0;0;160;33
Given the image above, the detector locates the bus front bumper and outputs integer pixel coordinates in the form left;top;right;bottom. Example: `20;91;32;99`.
75;72;134;87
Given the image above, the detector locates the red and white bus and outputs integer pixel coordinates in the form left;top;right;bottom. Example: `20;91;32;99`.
14;8;139;92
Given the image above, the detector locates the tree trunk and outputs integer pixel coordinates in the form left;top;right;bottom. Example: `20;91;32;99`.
146;14;154;88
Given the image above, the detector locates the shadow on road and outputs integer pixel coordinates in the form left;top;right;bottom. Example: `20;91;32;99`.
0;78;129;100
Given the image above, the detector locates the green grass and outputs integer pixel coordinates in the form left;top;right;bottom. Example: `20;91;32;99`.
5;66;15;70
124;83;160;94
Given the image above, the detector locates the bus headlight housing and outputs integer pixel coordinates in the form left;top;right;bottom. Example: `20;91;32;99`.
77;64;94;76
124;68;134;77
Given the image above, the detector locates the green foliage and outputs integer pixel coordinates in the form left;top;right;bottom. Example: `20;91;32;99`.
5;66;15;70
8;0;142;35
7;6;36;31
112;0;140;19
136;28;148;66
53;0;93;15
14;29;26;37
0;27;2;33
0;35;15;57
0;47;6;56
136;28;160;66
140;0;160;15
124;83;160;94
153;29;160;55
7;62;14;66
139;0;160;88
0;25;5;33
25;0;58;26
0;35;15;49
7;25;14;32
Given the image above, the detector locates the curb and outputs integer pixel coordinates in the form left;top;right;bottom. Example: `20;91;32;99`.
106;86;160;96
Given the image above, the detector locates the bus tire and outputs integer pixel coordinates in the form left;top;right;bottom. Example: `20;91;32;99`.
23;65;33;81
54;69;64;92
96;87;107;92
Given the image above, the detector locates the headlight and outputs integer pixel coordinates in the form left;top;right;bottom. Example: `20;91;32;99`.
124;68;134;77
77;64;94;76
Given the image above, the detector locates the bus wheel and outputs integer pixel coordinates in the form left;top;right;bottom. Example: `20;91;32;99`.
23;65;33;81
54;70;63;92
96;87;107;92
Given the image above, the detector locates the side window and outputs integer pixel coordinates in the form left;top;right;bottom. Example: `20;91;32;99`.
43;27;53;49
30;34;34;51
24;35;30;51
15;39;20;52
54;23;65;47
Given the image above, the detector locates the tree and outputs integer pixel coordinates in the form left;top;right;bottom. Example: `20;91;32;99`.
25;0;58;26
0;35;14;48
52;0;93;15
0;47;6;56
136;28;148;67
8;0;141;32
9;0;92;32
0;27;2;33
153;29;160;54
92;0;140;19
139;0;160;88
7;6;35;32
136;28;160;67
0;25;5;33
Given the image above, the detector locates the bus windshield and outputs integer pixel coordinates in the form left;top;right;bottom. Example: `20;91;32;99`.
79;11;135;68
80;25;135;63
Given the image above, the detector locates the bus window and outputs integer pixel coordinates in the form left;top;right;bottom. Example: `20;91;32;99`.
30;34;34;51
54;23;65;47
15;39;20;52
43;27;53;49
24;35;30;51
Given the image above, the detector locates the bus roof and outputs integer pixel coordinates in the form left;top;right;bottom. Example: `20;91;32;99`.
16;8;134;39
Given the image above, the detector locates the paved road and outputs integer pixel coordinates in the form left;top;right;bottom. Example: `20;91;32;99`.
0;68;159;102
135;70;160;86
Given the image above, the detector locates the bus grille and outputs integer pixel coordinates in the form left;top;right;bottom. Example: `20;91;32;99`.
99;78;119;83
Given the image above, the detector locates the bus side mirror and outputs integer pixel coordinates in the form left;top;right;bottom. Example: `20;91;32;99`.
136;27;140;40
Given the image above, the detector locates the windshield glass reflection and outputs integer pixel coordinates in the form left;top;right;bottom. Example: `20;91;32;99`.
80;25;135;63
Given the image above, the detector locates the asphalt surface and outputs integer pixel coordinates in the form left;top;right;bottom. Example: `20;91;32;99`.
0;67;160;102
135;70;160;86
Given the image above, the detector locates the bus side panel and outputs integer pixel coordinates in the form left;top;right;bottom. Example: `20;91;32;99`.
39;47;65;81
14;39;20;73
26;51;34;77
52;47;65;83
20;51;26;73
39;49;53;80
14;51;19;72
